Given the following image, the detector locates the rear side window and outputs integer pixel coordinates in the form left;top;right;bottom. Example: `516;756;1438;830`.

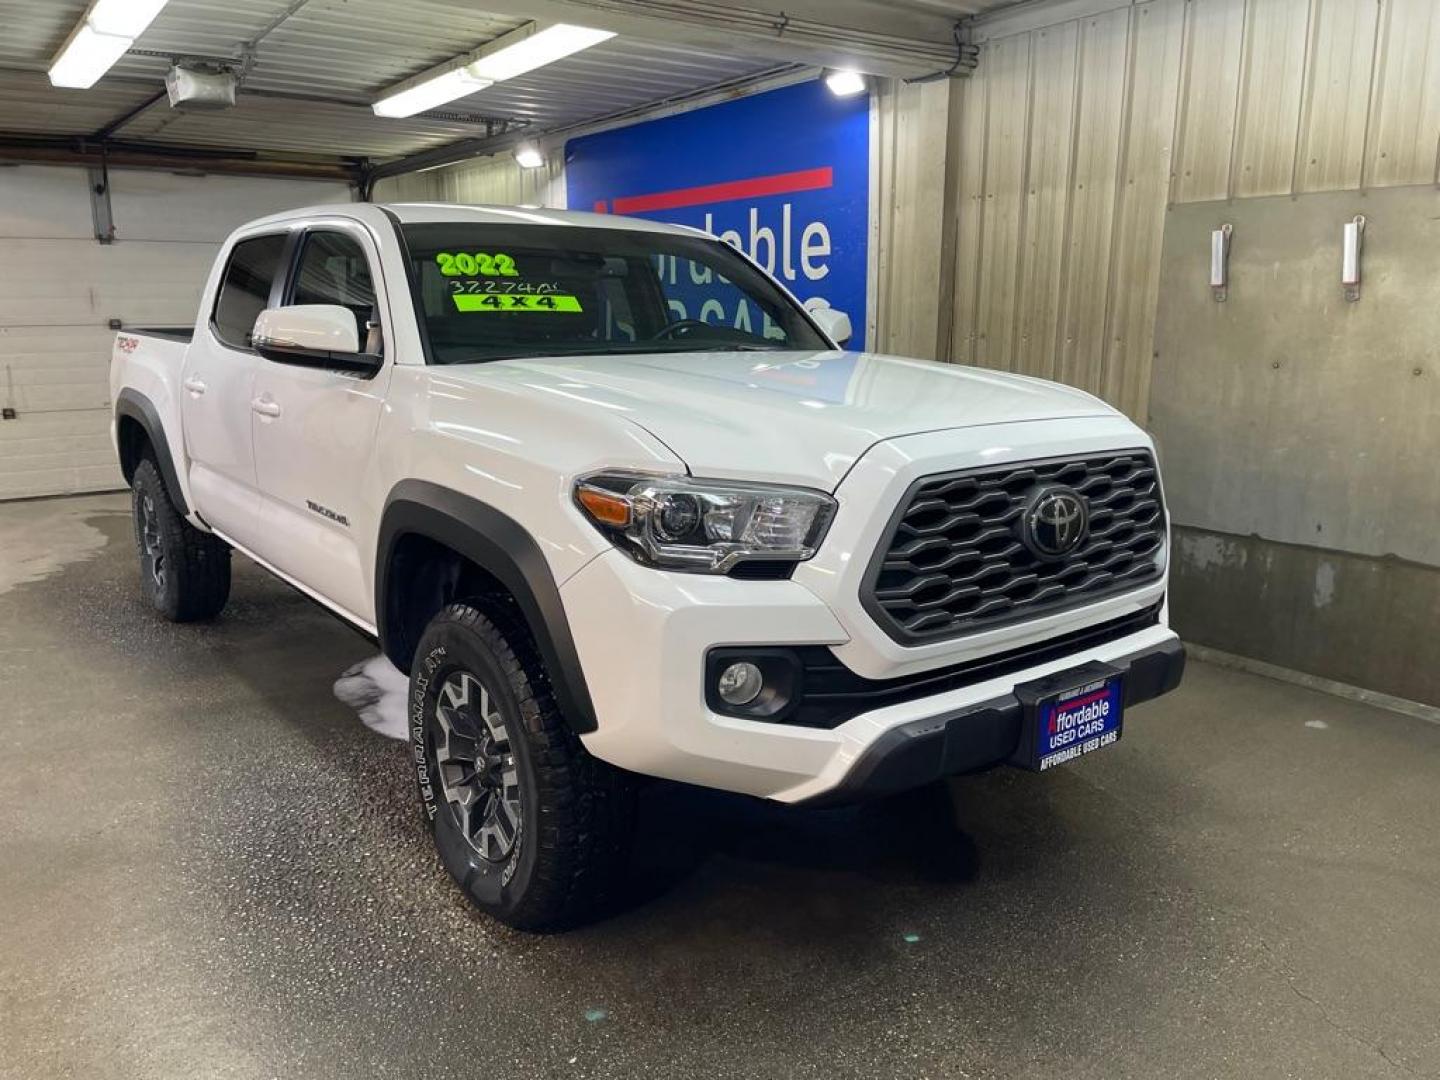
212;233;287;350
289;231;380;352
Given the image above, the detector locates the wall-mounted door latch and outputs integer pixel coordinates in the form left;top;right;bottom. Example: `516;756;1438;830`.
1210;223;1233;302
87;166;115;245
1342;215;1365;302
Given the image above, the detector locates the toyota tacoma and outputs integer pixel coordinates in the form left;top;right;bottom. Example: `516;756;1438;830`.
110;203;1184;928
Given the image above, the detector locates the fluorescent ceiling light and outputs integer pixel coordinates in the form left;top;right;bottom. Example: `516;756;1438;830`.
373;68;493;118
824;70;866;97
372;22;614;118
513;144;545;169
88;0;170;37
49;0;170;89
49;24;134;89
470;24;615;82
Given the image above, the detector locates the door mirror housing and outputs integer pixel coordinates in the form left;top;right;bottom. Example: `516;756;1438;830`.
808;306;853;348
252;305;381;375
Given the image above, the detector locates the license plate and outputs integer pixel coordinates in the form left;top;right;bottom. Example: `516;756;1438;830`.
1013;664;1124;772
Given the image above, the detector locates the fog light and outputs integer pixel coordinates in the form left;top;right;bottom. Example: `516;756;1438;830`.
717;661;764;706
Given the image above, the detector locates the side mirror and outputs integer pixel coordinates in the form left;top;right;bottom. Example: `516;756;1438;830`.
252;305;381;375
809;306;853;348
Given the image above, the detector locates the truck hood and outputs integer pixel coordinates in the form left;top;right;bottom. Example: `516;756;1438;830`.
451;349;1116;489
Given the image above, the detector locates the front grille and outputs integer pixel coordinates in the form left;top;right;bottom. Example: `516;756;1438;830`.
863;450;1166;643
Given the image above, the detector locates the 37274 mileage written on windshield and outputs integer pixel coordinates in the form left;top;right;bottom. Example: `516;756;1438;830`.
448;278;564;295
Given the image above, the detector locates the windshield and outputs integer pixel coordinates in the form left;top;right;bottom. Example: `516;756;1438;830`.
399;222;829;365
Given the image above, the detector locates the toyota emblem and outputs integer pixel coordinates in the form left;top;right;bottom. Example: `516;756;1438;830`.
1021;485;1089;560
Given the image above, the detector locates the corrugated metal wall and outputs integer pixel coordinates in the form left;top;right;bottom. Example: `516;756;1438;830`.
879;0;1440;420
867;0;1440;701
871;77;961;360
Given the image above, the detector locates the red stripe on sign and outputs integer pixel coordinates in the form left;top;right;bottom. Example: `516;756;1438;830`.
611;166;833;214
1060;688;1111;711
592;200;609;213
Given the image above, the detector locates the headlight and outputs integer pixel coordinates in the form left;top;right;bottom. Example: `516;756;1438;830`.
573;471;836;574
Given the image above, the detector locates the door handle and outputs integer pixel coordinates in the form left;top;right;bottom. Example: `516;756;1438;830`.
250;397;282;418
183;376;207;396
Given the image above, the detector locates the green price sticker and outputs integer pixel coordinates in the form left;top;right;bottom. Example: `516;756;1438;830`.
453;293;584;313
435;252;519;277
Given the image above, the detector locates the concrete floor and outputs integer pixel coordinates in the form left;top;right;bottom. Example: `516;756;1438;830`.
2;493;1438;1080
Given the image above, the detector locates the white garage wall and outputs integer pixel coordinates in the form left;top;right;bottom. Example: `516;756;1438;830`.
0;166;352;501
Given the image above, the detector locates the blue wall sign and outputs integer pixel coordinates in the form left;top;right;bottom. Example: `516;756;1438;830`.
564;79;871;348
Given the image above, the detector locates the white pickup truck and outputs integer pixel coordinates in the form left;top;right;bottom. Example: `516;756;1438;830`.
111;202;1184;928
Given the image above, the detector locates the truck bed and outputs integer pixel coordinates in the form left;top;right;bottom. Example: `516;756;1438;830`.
127;326;194;344
110;327;194;496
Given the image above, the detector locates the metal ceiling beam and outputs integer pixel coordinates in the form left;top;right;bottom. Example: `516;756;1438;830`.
0;63;526;137
90;88;167;141
887;0;996;13
361;119;530;188
244;0;313;50
0;134;358;183
449;0;966;78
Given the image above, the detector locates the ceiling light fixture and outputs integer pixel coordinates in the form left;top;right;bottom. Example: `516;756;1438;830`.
372;67;493;118
469;24;615;82
49;0;171;89
89;0;170;36
513;144;545;169
824;69;867;97
372;22;615;119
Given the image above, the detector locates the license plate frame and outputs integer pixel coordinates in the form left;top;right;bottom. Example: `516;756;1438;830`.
1012;662;1125;772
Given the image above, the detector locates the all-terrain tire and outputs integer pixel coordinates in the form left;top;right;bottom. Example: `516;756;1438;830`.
131;457;231;622
410;602;636;930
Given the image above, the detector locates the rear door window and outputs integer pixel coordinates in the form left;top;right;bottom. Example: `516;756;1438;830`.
212;233;287;350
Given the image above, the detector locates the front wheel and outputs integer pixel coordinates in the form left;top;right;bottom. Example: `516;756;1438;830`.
131;457;230;622
410;602;636;929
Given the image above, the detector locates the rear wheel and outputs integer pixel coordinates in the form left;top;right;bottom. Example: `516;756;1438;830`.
411;602;636;929
131;457;230;622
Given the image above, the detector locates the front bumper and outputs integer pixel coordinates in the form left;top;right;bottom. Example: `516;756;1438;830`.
561;548;1183;804
799;637;1185;806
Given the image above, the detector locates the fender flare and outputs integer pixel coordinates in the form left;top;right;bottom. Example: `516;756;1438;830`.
114;388;189;516
376;480;597;734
